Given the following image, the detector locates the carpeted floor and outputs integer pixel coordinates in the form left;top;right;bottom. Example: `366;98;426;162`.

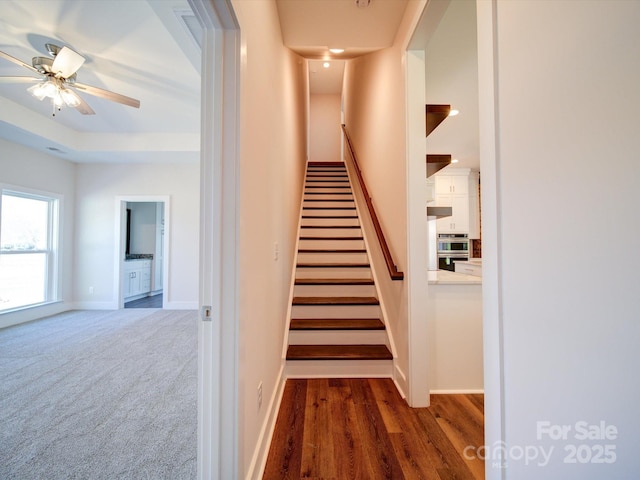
0;309;197;479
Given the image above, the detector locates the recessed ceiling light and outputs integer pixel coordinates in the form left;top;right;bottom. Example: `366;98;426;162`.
449;109;460;116
329;48;345;54
323;62;330;68
451;158;459;163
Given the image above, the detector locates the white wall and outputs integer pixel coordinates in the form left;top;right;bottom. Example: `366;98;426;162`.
74;163;199;309
231;0;308;477
479;1;640;477
425;0;479;170
309;94;341;161
0;139;75;328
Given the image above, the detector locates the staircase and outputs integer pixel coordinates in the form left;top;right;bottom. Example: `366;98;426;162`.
285;161;393;377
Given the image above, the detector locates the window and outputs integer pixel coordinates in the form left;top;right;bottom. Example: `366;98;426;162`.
0;188;60;312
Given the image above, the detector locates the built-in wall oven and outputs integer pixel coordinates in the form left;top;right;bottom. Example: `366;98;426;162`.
437;234;469;271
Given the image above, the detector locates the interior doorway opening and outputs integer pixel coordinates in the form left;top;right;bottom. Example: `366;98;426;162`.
115;196;170;310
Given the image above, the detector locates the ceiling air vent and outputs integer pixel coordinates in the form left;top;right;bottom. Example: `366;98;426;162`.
174;8;202;49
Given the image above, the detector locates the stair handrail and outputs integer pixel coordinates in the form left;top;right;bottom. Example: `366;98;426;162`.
342;124;404;281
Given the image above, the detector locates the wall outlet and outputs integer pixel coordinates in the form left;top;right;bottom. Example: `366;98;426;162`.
273;242;279;261
257;381;263;410
89;286;94;295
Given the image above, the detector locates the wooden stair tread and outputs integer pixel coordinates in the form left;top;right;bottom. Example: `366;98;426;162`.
303;199;354;203
306;179;350;182
300;225;360;230
292;296;379;305
305;185;352;189
299;236;363;240
286;344;392;360
295;278;373;285
290;318;384;330
302;207;356;210
301;215;358;218
297;250;366;255
296;262;369;268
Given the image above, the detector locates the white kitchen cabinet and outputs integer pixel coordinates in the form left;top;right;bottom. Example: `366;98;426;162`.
435;174;468;195
455;260;482;277
124;259;152;299
433;169;480;238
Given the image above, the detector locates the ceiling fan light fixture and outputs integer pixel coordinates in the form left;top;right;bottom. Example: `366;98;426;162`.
28;80;56;100
28;78;80;110
60;88;81;107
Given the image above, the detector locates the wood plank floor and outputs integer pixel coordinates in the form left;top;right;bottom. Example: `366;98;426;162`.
263;378;484;480
124;293;163;308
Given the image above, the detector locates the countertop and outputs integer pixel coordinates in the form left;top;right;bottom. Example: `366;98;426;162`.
125;253;153;261
454;259;482;267
428;269;482;285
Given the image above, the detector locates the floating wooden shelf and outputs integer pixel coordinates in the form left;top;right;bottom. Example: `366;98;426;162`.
427;154;452;178
426;104;451;137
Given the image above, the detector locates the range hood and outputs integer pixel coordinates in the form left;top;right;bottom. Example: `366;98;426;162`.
427;206;452;219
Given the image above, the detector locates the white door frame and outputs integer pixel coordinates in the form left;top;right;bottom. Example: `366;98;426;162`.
114;195;170;309
189;0;240;478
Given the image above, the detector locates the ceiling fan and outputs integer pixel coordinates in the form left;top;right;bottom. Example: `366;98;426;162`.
0;43;140;116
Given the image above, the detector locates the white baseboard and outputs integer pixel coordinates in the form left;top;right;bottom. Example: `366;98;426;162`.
246;363;287;480
430;389;485;395
393;364;408;399
72;301;118;310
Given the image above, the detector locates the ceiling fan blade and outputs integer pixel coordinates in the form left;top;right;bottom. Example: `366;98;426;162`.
71;92;96;115
51;46;85;78
73;82;140;109
0;50;41;74
0;76;41;84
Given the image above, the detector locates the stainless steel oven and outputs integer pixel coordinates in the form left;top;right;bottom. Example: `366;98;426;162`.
437;234;469;271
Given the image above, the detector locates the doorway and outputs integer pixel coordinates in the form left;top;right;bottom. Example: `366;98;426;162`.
115;196;170;310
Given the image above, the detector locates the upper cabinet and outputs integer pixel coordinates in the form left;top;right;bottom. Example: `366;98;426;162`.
435;174;468;195
433;169;480;239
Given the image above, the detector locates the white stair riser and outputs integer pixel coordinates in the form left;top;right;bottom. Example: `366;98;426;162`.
297;252;368;263
294;267;372;279
298;228;361;237
303;188;352;194
293;284;377;297
301;209;356;216
291;304;380;318
301;218;359;227
298;239;365;250
304;182;351;188
302;202;355;209
288;329;387;345
303;196;353;202
303;202;355;209
285;359;393;378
